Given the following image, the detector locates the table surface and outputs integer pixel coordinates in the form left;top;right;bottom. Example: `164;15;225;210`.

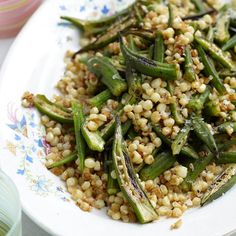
0;38;52;236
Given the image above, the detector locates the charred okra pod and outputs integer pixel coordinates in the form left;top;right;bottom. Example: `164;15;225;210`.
201;164;236;205
112;117;158;223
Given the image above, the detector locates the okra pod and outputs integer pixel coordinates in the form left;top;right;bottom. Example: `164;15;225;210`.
167;82;184;125
222;35;236;51
112;117;158;223
106;150;120;195
181;147;214;192
171;124;191;155
152;126;199;159
72;102;86;171
48;151;77;169
120;35;178;80
125;63;143;97
81;121;105;152
74;18;136;55
122;28;155;42
89;89;113;109
61;5;131;32
33;94;73;124
192;116;218;155
201;164;236;205
216;152;236;164
187;86;210;111
195;36;235;70
86;56;127;96
153;31;164;63
140;152;177;181
168;4;173;27
217;122;236;133
184;45;196;82
195;44;226;95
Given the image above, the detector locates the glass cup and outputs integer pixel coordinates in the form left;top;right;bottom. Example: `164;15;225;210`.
0;0;43;38
0;170;21;236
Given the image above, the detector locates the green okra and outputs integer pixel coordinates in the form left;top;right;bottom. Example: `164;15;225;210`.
184;45;196;82
222;34;236;51
89;89;113;110
192;116;218;155
195;36;235;70
201;164;236;205
217;122;236;133
86;56;127;96
167;82;184;125
33;94;73;124
181;147;214;192
216;152;236;164
112;117;158;223
168;3;173;27
82;121;105;152
125;63;143;97
152;126;199;159
195;44;226;95
74;17;136;55
122;29;155;42
153;31;164;63
140;152;177;181
72;102;86;171
187;86;210;112
48;151;77;169
120;35;178;80
171;124;191;155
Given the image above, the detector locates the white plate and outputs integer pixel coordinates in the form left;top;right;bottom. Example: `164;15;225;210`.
0;0;236;235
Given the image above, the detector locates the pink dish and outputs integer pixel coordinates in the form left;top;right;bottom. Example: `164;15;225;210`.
0;0;42;38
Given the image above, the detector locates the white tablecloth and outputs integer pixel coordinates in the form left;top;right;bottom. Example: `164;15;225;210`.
0;38;52;236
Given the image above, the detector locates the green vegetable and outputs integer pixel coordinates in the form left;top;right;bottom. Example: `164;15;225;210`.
171;124;191;155
184;45;196;82
72;102;86;171
216;152;236;164
190;0;206;12
140;152;176;180
192;115;218;155
89;89;113;109
201;164;236;205
168;3;173;27
112;117;158;223
86;56;127;96
195;36;235;70
82;121;105;152
74;17;136;55
195;44;226;95
33;94;73;124
48;151;77;169
181;147;214;191
120;35;178;80
222;34;236;51
152;126;199;159
204;100;221;117
153;31;164;63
